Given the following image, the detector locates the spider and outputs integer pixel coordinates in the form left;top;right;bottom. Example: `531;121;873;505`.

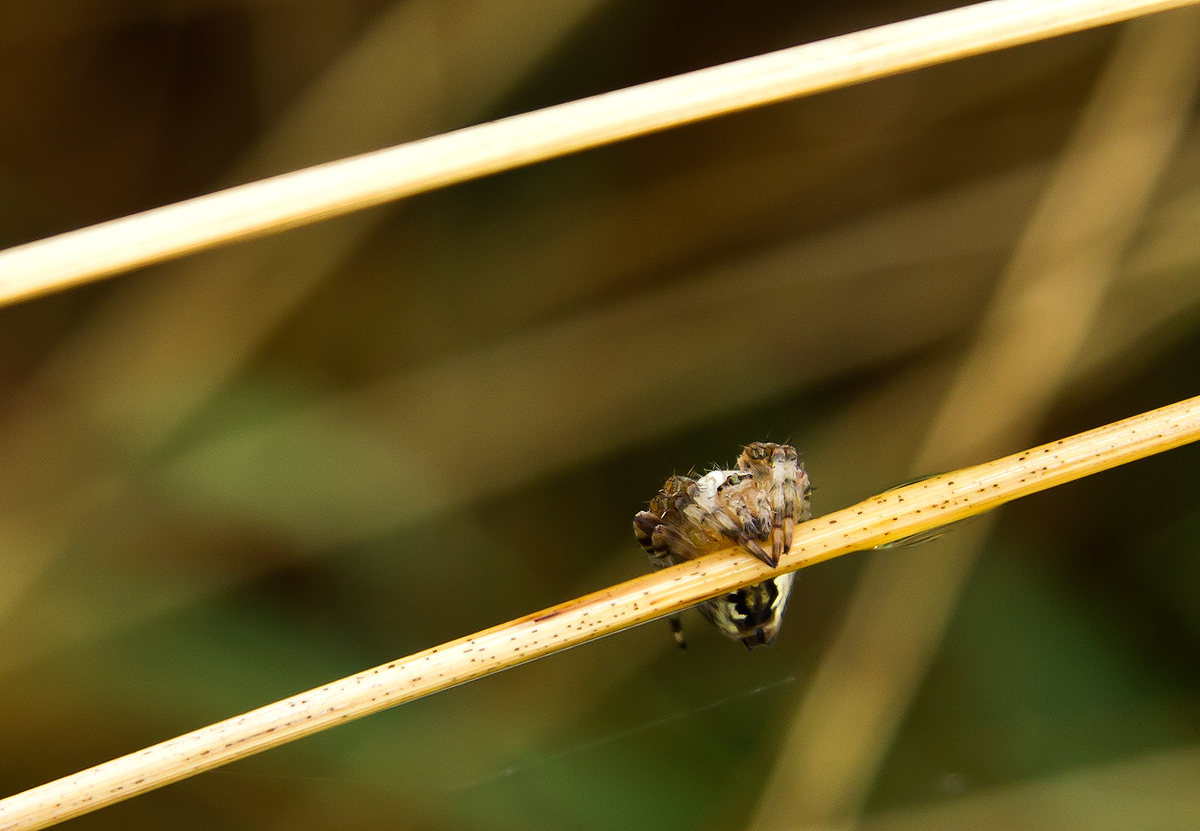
633;443;812;649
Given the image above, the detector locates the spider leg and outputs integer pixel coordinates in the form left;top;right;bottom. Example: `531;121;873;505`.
741;535;773;565
668;615;687;649
708;500;775;566
634;510;706;569
632;511;664;555
737;442;808;567
771;471;799;566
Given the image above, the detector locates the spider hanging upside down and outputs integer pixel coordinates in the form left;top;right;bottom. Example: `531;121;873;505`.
633;442;812;650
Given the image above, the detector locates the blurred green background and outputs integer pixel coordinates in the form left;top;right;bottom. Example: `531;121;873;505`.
1;0;1199;829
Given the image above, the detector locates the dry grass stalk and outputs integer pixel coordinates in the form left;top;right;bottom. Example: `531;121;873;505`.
1;394;1198;831
0;0;1195;306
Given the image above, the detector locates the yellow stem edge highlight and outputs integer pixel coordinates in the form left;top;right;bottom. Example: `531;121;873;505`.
2;394;1199;830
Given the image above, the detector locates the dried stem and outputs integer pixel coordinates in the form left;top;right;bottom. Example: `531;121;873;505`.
1;395;1198;831
0;0;1195;306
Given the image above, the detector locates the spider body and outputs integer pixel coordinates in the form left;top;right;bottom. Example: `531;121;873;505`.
633;443;811;649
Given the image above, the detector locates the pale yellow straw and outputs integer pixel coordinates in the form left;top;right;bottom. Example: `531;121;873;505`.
1;395;1199;831
0;0;1195;306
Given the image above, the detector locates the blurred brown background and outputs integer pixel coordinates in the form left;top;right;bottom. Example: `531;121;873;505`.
2;1;1200;829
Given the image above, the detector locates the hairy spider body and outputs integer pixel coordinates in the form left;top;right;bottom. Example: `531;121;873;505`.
633;442;811;649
